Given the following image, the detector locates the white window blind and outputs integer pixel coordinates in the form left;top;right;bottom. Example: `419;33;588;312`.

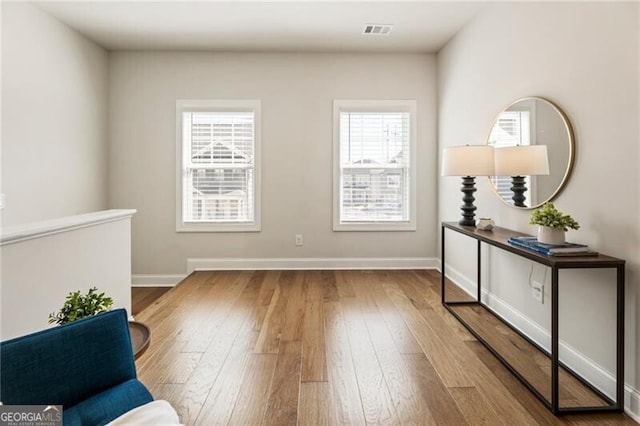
489;111;530;148
489;110;532;201
177;100;261;232
333;100;416;231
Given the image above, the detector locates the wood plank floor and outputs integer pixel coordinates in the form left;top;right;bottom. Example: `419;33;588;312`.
133;270;636;425
132;287;171;315
447;304;608;408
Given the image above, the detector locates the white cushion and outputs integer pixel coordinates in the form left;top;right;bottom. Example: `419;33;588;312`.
106;400;182;426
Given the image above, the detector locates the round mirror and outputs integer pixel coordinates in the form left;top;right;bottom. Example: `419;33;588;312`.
487;97;574;209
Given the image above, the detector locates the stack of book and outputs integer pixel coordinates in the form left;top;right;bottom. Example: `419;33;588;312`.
507;236;597;256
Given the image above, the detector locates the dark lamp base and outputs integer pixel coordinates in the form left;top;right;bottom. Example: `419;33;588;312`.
459;218;476;227
459;176;477;227
511;176;527;208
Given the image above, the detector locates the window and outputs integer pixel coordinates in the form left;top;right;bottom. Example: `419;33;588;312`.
333;100;417;231
176;100;261;232
489;109;535;204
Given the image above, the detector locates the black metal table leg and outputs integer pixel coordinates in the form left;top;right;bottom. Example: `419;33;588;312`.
441;225;446;304
616;265;625;410
477;240;482;302
551;266;559;414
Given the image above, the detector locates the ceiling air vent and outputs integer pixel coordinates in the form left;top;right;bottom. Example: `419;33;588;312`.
363;24;393;35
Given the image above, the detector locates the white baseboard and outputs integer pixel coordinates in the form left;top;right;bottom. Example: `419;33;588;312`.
131;258;437;287
186;257;438;273
131;274;186;287
627;388;640;423
442;262;640;420
624;386;640;423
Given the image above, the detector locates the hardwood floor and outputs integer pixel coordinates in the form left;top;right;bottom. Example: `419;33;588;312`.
133;270;636;425
132;287;172;315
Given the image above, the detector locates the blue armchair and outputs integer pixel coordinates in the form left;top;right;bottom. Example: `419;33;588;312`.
1;309;154;426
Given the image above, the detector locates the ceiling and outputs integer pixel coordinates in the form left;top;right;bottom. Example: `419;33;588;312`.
35;1;484;53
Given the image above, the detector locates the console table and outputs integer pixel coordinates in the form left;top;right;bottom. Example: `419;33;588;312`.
441;222;625;415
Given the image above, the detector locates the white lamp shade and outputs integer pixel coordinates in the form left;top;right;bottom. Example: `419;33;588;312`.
441;145;495;176
494;145;549;176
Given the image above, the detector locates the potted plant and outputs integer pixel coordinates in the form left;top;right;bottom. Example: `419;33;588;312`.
49;286;113;325
529;202;580;244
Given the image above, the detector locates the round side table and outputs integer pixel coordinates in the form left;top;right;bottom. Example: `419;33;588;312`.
129;321;151;359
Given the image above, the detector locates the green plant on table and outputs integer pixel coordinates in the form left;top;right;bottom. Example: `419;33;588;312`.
529;202;580;232
49;286;113;325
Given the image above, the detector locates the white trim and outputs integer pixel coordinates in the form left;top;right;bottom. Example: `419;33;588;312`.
333;221;417;232
132;274;186;287
441;262;640;419
627;388;640;423
332;100;417;232
175;99;262;233
177;221;261;233
187;257;437;273
0;209;136;246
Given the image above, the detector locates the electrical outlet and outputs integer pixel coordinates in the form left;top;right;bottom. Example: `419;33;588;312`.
295;234;303;246
532;281;544;303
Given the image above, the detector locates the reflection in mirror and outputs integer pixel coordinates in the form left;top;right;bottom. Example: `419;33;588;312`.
494;145;549;207
487;97;574;209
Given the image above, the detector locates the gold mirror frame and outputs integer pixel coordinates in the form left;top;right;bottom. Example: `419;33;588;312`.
487;97;575;209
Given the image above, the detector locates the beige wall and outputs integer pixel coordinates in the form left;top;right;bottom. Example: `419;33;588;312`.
108;52;437;274
438;1;639;406
1;2;109;226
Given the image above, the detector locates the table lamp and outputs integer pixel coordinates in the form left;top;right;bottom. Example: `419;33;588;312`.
494;145;549;207
442;145;495;226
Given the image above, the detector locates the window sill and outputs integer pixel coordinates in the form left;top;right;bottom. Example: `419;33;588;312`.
176;222;261;233
333;222;416;232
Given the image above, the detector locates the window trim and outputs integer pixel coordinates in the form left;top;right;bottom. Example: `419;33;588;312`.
333;100;417;232
176;99;261;232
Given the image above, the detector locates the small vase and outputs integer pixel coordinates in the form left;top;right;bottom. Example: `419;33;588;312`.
477;218;494;231
537;226;565;245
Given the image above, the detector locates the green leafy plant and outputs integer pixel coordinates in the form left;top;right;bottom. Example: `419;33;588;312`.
529;202;580;231
48;287;113;325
